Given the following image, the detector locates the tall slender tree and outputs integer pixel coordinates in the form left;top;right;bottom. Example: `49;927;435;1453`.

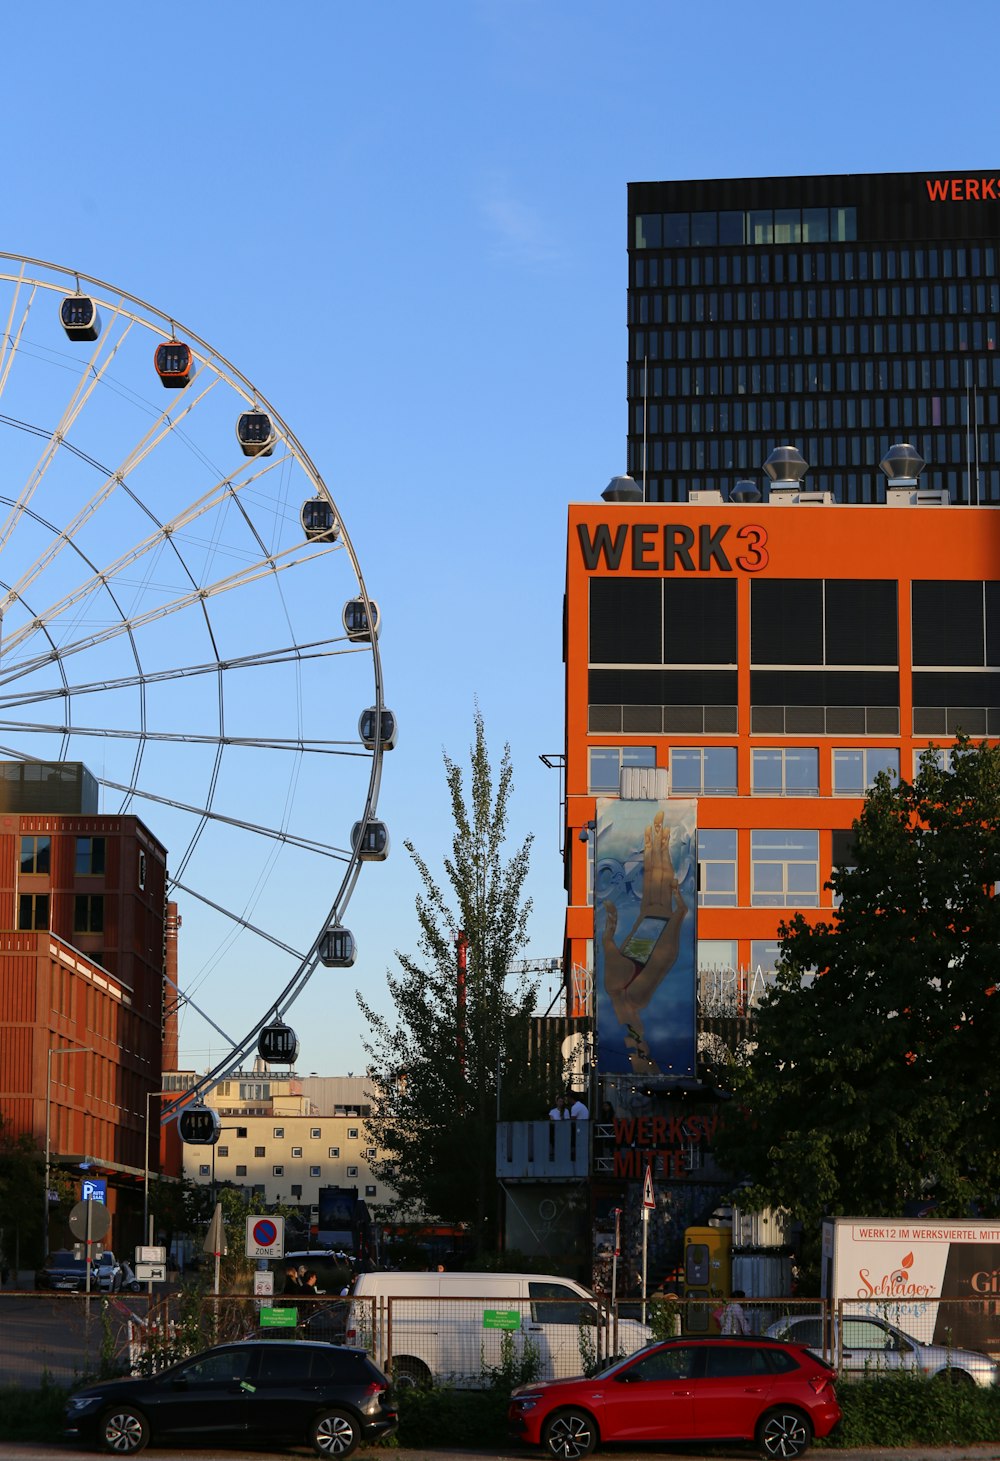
358;710;540;1255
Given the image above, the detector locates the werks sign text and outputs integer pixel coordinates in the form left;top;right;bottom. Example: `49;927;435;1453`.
578;521;768;573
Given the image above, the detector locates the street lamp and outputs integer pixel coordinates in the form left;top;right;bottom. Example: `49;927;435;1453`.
142;1088;169;1245
44;1044;92;1259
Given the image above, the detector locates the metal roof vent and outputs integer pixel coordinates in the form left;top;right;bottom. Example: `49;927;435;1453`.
881;443;948;506
762;445;809;487
880;442;925;485
602;473;643;503
730;478;762;503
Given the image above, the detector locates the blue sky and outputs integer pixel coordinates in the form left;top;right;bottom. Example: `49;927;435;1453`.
4;0;997;1074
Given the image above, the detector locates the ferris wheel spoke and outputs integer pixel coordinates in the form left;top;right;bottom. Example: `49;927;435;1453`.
0;449;300;640
0;376;220;617
97;773;351;858
0;271;35;405
0;316;137;555
0;538;336;678
0;635;366;703
0;722;360;753
168;877;308;959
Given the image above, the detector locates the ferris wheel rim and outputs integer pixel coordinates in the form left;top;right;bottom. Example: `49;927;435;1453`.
0;254;387;1110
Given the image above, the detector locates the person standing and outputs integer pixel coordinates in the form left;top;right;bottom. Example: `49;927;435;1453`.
548;1095;569;1120
569;1093;589;1119
721;1289;751;1334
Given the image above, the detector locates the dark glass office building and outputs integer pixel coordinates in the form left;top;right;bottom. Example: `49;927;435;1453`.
628;170;1000;503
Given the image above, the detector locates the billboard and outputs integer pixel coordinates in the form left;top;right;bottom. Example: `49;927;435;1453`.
594;799;697;1077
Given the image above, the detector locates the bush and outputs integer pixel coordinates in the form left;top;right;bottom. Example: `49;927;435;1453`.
0;1377;70;1440
834;1369;1000;1448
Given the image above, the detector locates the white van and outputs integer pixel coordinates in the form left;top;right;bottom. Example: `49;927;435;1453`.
345;1270;652;1388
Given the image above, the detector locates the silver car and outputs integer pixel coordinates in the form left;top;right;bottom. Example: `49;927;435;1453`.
766;1313;998;1388
91;1252;123;1293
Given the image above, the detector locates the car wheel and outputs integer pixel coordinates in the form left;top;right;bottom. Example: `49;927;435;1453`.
100;1406;150;1454
542;1407;598;1460
935;1366;976;1388
391;1355;432;1390
310;1408;360;1458
757;1406;812;1459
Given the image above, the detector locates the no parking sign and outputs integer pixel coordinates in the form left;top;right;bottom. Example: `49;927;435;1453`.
246;1215;285;1259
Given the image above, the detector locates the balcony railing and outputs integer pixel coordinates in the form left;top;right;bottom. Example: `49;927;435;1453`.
496;1120;591;1179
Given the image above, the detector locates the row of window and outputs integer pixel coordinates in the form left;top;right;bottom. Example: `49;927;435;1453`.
634;326;1000;372
19;834;106;876
589;743;928;796
19;892;104;931
590;825;847;909
199;1161;376;1195
631;245;997;285
643;401;997;442
631;284;1000;329
591;578;1000;672
213;1132;363;1149
635;208;858;250
636;432;995;476
635;469;1000;507
631;335;997;381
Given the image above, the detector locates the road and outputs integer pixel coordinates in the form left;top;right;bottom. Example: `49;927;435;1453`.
7;1446;1000;1461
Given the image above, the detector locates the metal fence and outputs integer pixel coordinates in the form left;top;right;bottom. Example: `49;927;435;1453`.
3;1288;1000;1393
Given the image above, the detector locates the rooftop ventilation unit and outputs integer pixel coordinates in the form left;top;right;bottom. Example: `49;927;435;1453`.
601;473;643;503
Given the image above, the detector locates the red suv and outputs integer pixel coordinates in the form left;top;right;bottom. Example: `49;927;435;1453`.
509;1336;840;1460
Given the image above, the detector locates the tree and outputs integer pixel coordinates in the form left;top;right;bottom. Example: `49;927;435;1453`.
358;710;541;1256
717;739;1000;1252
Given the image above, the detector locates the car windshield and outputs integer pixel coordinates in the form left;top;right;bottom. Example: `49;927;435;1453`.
48;1253;86;1270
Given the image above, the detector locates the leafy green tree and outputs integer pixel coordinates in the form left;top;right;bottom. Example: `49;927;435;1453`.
358;710;541;1256
0;1119;46;1270
717;739;1000;1253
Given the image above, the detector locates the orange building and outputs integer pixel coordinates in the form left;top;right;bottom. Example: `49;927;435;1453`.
563;457;1000;1065
0;763;176;1257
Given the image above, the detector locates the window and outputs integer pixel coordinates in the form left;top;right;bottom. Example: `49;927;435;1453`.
751;830;819;906
199;1164;210;1176
254;1146;265;1158
310;1127;321;1139
833;747;899;794
75;836;106;876
697;830;737;906
138;850;146;889
74;894;104;933
365;1184;377;1196
236;1126;247;1139
18;893;49;930
914;744;956;775
235;1164;247;1177
328;1146;340;1158
752;747;819;795
347;1165;358;1178
273;1164;284;1177
588;745;656;792
310;1165;321;1178
670;746;737;795
217;1146;229;1158
20;835;50;874
290;1184;302;1198
273;1126;284;1139
347;1127;358;1140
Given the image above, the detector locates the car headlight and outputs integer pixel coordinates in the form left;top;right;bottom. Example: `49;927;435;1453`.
512;1396;540;1411
67;1395;103;1413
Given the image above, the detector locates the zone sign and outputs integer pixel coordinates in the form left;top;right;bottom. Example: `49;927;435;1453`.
245;1215;285;1259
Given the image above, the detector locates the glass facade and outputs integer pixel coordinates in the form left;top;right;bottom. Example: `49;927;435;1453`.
628;171;1000;503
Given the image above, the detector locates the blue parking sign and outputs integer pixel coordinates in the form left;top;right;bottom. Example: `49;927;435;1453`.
81;1178;107;1203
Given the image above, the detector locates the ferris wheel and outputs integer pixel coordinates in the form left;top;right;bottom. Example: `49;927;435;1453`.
0;254;393;1115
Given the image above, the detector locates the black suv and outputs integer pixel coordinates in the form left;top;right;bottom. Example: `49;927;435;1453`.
64;1339;396;1456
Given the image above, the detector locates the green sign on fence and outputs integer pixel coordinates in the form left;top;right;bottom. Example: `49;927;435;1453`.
483;1309;520;1330
260;1306;297;1328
